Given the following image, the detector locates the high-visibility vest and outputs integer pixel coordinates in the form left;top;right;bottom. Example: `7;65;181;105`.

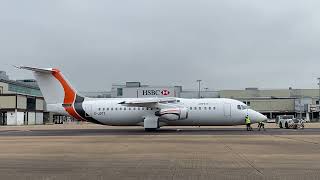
245;117;251;124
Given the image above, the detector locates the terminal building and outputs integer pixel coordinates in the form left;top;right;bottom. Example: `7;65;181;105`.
220;88;320;121
0;71;46;126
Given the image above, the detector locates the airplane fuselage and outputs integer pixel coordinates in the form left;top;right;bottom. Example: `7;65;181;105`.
50;98;262;127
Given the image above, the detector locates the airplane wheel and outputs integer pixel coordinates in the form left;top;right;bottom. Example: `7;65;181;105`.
145;128;157;132
285;122;289;129
279;122;283;128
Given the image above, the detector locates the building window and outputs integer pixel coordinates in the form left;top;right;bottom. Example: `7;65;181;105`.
8;84;42;96
117;88;123;96
316;101;320;105
247;101;251;106
27;97;36;111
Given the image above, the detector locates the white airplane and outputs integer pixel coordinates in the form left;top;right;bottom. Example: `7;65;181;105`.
19;66;267;131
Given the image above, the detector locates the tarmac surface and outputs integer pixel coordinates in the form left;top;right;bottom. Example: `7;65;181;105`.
1;123;320;180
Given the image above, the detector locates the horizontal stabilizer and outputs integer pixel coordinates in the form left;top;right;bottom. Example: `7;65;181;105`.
15;66;55;73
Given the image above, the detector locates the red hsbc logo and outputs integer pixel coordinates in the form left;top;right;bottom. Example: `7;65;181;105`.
161;90;170;96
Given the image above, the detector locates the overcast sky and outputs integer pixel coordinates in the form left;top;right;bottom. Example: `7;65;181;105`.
1;0;320;91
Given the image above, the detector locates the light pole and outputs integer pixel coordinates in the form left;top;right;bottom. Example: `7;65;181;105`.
318;78;320;120
197;80;202;99
318;78;320;102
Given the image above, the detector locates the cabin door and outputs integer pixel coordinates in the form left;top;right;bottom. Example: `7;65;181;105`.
223;103;231;118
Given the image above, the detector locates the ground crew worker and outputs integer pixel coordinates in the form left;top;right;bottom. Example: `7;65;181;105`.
245;115;252;131
258;121;265;131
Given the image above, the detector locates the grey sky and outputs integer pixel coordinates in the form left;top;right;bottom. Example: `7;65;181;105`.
1;0;320;91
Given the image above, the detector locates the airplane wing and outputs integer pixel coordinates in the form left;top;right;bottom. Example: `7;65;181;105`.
119;97;179;108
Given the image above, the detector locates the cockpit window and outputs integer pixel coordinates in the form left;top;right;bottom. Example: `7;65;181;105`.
242;105;248;110
238;105;249;110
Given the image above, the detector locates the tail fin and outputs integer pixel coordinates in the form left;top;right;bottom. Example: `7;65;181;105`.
18;66;105;125
18;66;80;105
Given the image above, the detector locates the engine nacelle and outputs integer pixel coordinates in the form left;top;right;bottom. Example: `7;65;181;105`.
155;108;189;121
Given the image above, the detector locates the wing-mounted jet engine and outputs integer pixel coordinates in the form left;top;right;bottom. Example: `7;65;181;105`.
155;107;189;121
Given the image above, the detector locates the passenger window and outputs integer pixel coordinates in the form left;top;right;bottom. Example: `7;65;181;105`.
129;108;131;110
111;108;113;111
199;107;201;110
133;108;136;110
120;108;122;110
190;107;192;110
209;107;211;110
98;108;101;111
115;108;117;111
213;107;216;110
124;108;126;110
237;105;241;110
204;107;207;110
194;107;197;110
107;108;109;111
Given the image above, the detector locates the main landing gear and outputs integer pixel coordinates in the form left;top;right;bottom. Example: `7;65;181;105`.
144;116;159;132
144;128;158;132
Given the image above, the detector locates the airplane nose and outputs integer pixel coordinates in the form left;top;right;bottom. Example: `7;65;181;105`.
258;113;268;122
247;109;268;123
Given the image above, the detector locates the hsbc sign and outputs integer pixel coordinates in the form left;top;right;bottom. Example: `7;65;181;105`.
139;88;174;97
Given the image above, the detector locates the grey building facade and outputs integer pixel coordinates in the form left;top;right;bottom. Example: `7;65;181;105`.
0;74;49;125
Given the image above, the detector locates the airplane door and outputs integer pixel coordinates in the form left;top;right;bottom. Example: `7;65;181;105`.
223;103;231;118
